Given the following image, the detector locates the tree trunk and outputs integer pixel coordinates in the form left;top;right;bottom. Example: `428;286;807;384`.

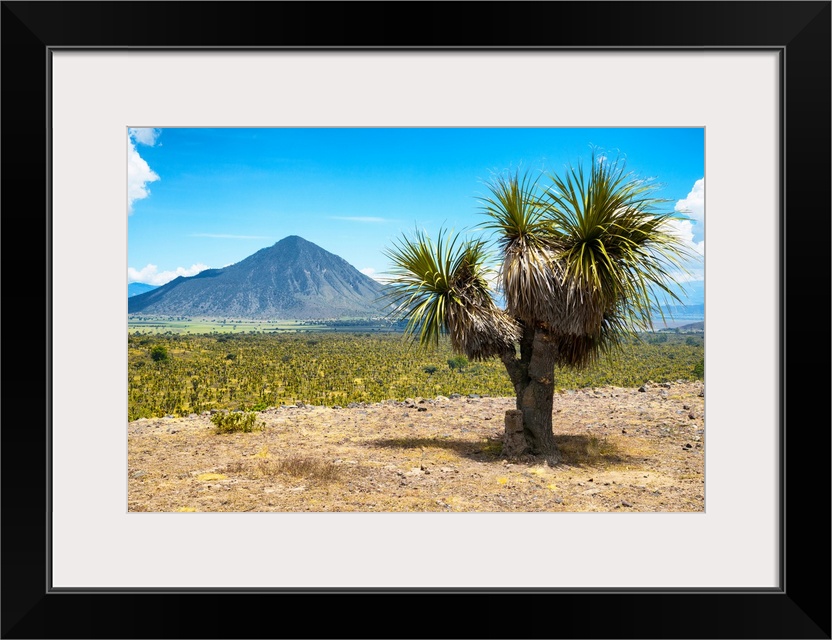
499;324;560;461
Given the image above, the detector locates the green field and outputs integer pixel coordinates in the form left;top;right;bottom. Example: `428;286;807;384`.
127;316;405;335
128;330;705;421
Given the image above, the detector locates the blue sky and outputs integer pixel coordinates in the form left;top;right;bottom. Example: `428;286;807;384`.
128;127;704;301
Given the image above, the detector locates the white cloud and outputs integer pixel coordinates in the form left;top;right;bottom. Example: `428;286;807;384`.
128;127;160;146
127;133;160;213
664;178;706;284
128;263;210;286
675;178;704;240
666;217;704;258
360;267;392;283
328;216;388;223
363;268;398;285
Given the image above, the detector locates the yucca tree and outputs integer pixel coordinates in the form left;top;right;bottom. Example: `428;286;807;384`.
383;153;694;460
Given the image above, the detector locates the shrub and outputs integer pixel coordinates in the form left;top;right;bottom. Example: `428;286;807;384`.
692;358;705;379
150;345;169;362
210;411;263;434
447;355;469;371
423;365;438;375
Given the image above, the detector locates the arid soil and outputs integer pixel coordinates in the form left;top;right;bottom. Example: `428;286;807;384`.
128;381;704;513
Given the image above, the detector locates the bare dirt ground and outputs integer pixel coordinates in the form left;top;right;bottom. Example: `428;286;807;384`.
128;381;704;513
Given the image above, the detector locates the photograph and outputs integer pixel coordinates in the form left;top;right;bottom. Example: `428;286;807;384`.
126;127;705;514
3;0;828;637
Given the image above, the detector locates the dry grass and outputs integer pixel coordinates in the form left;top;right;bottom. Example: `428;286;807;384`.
555;434;622;465
219;455;342;483
257;456;341;483
128;382;705;513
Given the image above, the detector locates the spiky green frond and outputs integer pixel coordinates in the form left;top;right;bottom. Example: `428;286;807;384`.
540;151;696;362
381;228;519;360
477;170;565;325
477;170;549;247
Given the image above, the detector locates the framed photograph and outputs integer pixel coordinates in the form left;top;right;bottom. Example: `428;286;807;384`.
3;2;829;638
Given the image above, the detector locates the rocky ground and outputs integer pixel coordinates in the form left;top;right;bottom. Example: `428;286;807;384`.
128;381;704;513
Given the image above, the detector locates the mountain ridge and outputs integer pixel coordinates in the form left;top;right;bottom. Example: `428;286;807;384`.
128;236;386;319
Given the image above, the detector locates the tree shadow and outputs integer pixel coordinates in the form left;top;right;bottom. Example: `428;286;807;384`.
368;433;634;467
366;436;503;461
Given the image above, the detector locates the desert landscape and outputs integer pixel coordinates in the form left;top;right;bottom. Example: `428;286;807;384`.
128;380;704;513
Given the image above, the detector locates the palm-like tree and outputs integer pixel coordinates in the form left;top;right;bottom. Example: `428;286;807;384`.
383;153;694;459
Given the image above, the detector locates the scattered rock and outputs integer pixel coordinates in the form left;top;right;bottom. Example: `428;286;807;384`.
638;385;648;392
129;381;705;513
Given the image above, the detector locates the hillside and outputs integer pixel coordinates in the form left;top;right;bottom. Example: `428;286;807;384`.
128;282;158;297
128;236;385;319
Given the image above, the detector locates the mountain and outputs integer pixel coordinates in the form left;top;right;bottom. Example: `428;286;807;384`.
128;236;386;319
128;282;158;297
652;280;705;323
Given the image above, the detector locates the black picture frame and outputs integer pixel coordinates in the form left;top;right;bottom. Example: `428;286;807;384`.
2;2;829;638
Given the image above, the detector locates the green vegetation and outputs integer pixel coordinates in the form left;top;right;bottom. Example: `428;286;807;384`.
128;315;405;335
128;331;703;420
150;345;169;362
210;410;263;434
447;355;469;371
